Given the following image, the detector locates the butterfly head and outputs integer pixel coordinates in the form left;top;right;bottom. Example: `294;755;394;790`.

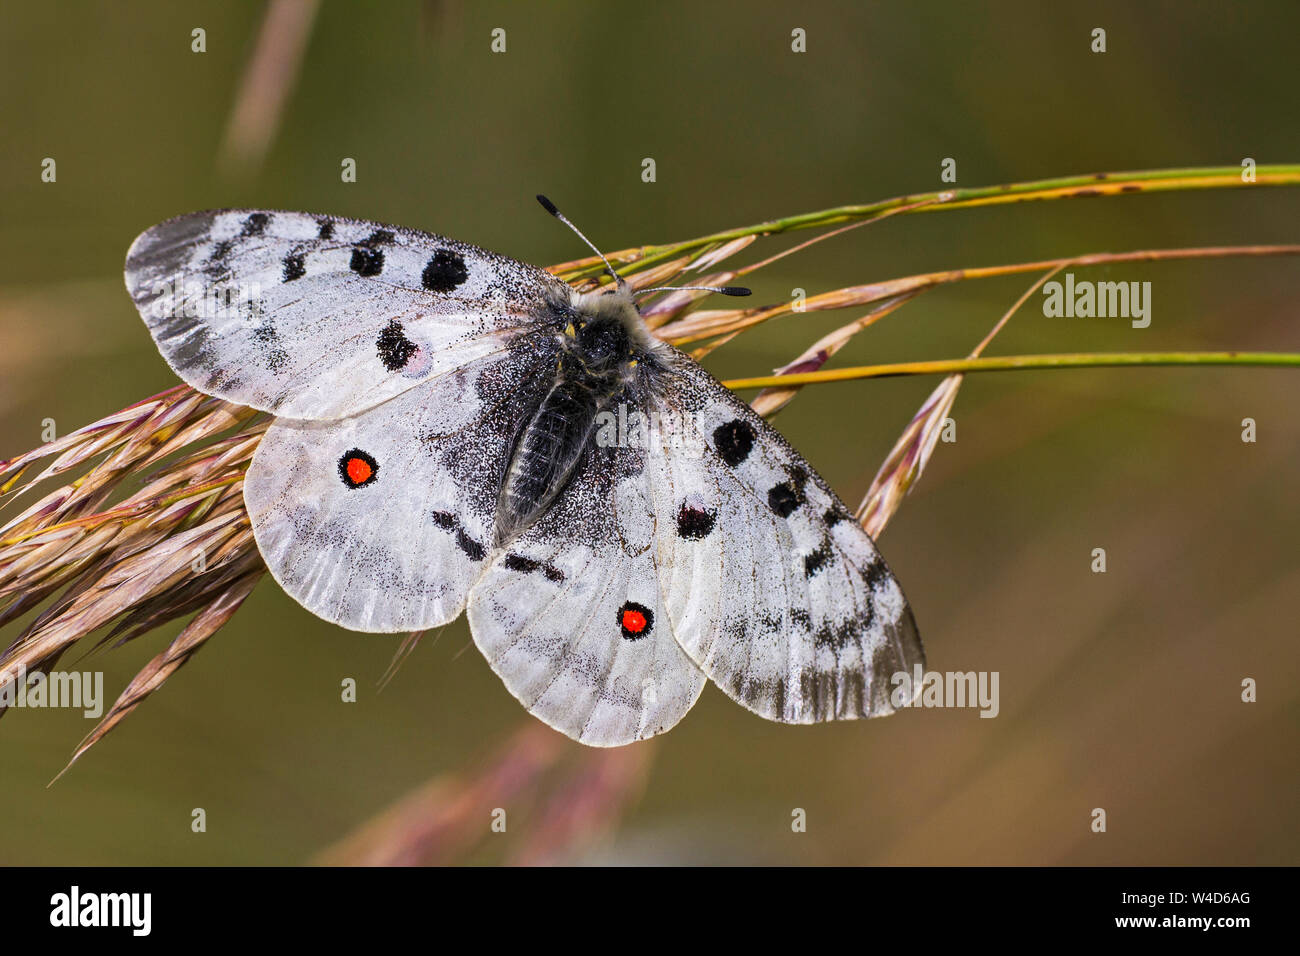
570;278;654;347
558;290;649;381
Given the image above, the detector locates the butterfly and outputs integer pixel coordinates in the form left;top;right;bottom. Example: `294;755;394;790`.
123;198;924;746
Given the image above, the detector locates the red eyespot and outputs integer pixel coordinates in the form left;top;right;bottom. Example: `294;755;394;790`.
338;449;379;488
617;601;653;640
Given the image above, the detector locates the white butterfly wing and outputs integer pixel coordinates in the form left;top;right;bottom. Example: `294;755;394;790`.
649;349;924;723
124;209;566;420
467;442;706;746
244;337;556;632
129;206;921;742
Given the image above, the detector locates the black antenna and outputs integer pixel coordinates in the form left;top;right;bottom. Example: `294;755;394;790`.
536;195;622;286
635;285;751;298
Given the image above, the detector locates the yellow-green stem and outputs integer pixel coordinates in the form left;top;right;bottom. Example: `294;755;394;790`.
722;351;1300;390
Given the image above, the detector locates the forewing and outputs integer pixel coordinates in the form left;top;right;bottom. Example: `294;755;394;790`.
648;348;924;723
244;335;557;632
125;209;566;419
467;439;706;746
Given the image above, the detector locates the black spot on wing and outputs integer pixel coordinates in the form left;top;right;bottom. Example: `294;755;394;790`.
503;553;566;583
768;481;802;518
824;506;849;526
503;553;537;574
199;213;271;276
864;559;890;592
456;528;485;562
803;539;832;577
428;509;486;562
675;504;716;540
786;463;809;492
282;253;306;282
363;229;395;247
206;239;235;275
422;249;469;292
350;247;384;277
376;319;417;371
713;419;755;467
814;616;865;650
316;219;334;240
241;212;270;237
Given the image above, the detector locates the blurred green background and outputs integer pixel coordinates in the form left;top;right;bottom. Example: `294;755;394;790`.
1;0;1297;864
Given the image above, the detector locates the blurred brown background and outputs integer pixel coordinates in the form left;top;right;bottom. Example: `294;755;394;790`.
0;0;1296;864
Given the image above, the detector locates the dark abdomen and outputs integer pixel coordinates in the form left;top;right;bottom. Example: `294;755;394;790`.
495;371;607;545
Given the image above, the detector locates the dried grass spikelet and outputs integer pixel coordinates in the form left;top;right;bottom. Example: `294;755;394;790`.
856;264;1065;534
748;290;921;418
856;375;963;538
0;385;266;772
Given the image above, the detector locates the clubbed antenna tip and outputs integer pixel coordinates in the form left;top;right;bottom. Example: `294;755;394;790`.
535;193;620;285
635;284;753;298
